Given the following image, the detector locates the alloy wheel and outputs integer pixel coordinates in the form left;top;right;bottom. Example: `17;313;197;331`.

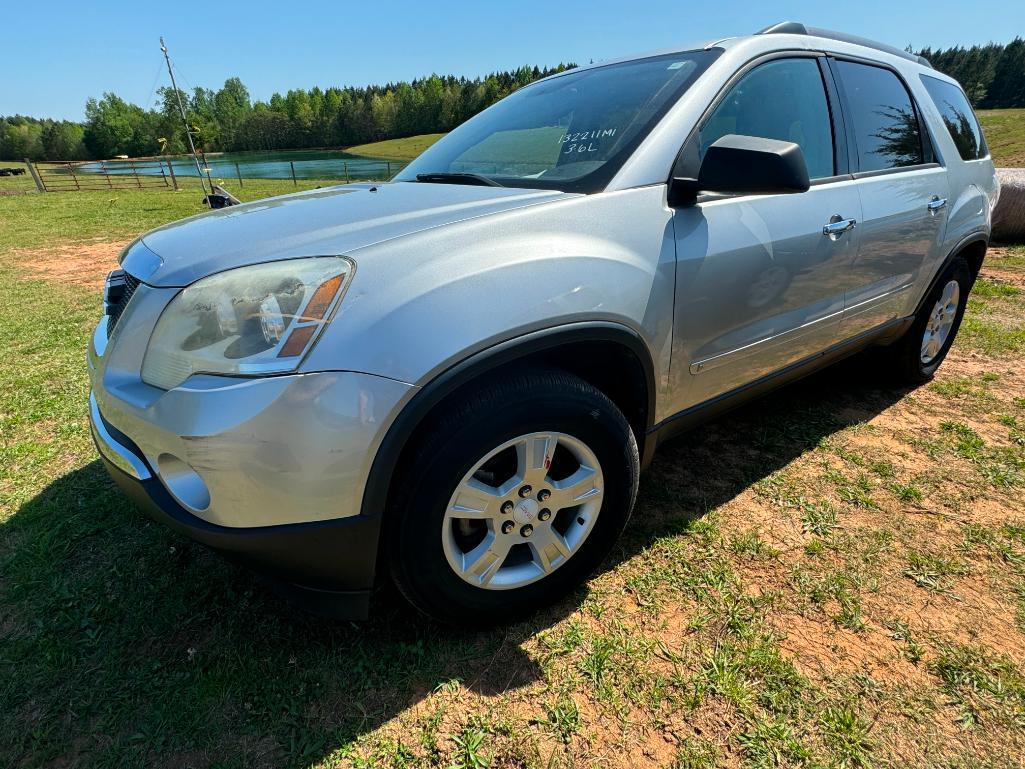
921;279;960;364
441;432;604;590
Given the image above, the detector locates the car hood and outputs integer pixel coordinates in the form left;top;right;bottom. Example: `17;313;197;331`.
125;182;570;287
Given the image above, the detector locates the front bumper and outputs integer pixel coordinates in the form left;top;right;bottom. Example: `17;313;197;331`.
99;453;382;617
89;315;414;528
89;303;416;614
89;382;407;617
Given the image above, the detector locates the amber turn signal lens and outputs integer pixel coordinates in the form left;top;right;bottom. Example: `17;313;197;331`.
277;324;316;358
303;273;345;320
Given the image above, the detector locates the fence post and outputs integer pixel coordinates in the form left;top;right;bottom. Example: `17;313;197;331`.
344;162;349;184
386;161;392;178
290;160;297;187
102;161;113;189
68;162;80;191
25;159;45;192
235;162;244;188
165;158;179;190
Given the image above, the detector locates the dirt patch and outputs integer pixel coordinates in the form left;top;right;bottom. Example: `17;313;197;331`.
16;238;129;290
985;245;1025;287
773;611;931;687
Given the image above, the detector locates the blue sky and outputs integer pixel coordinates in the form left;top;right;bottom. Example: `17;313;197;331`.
2;0;1023;120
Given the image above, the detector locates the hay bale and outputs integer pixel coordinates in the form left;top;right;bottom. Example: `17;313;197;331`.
993;168;1025;243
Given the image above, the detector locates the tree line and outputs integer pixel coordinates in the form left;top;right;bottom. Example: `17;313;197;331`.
916;37;1025;108
0;117;87;162
2;37;1023;163
0;65;572;162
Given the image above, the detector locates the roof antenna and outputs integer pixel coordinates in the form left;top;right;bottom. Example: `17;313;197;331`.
160;37;211;203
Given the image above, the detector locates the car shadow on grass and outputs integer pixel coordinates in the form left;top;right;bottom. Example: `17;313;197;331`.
1;355;911;768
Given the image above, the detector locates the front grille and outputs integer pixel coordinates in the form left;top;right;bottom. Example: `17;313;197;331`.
105;270;141;338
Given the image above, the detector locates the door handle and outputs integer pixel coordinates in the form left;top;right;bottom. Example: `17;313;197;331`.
928;196;948;213
823;215;857;240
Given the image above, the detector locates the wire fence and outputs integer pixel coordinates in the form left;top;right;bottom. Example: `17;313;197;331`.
15;154;409;195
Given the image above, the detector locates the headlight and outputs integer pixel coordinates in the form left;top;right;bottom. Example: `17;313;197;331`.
141;257;354;390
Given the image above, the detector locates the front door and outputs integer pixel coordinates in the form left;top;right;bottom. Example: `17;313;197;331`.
668;56;861;412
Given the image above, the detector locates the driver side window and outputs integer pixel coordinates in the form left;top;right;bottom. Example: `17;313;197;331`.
699;58;836;180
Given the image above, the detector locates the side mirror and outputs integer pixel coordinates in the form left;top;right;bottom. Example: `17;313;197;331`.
668;134;811;206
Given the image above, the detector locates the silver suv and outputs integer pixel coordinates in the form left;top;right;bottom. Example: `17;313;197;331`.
89;23;999;623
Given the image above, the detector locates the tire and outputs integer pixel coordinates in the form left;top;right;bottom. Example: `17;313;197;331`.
887;256;973;384
388;368;640;625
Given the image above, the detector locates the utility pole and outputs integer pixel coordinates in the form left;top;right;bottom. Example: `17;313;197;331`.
160;37;209;200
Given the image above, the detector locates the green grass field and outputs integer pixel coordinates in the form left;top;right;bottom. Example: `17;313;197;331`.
345;134;446;161
978;109;1025;167
1;173;1025;766
0;160;37;195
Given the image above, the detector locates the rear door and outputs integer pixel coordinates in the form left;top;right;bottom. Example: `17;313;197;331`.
668;55;862;412
830;59;949;336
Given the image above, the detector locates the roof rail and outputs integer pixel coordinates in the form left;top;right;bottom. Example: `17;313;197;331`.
755;21;933;69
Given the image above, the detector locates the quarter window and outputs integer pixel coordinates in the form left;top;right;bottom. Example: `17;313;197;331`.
921;75;988;161
698;58;835;180
834;61;925;172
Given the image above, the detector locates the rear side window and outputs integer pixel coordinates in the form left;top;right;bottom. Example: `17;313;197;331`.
921;75;988;161
834;60;925;172
698;58;835;180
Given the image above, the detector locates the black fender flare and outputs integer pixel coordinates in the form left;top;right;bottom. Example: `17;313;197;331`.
359;321;657;521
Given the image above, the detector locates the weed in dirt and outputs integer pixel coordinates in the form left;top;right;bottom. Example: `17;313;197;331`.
869;459;896;479
885;619;925;664
819;704;874;768
805;538;827;556
729;529;778;559
889;481;924;503
929;374;1000;414
672;737;719;769
928;642;1025;728
940;421;1025;488
449;724;490;769
738;716;812;768
792;568;868;631
536;694;580;744
904;550;968;594
827;468;879;509
802;501;839;536
577;624;654;706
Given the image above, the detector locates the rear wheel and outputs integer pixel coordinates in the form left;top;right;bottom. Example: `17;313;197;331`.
887;257;972;384
389;369;639;625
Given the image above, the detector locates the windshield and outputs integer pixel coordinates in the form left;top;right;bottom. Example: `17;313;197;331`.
396;50;720;193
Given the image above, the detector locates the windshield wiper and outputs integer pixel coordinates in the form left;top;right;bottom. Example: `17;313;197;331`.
415;172;504;187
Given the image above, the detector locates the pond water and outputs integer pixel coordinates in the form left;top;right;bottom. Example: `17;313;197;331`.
80;149;406;182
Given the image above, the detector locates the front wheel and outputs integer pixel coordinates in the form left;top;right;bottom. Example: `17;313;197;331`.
388;369;639;625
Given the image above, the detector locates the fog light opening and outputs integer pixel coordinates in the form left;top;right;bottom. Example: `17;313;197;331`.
156;453;211;512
